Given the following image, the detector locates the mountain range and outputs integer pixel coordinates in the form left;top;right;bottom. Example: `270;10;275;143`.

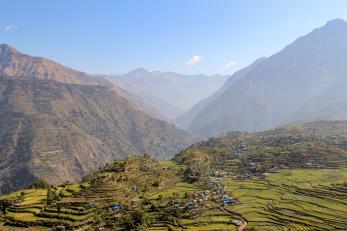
0;45;199;193
101;69;228;119
177;18;347;137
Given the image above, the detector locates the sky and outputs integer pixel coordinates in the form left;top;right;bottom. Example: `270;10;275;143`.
1;0;347;75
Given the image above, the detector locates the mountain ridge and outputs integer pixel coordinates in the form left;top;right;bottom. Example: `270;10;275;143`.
182;18;347;137
102;69;228;120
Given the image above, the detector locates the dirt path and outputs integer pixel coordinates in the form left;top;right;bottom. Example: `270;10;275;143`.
219;206;248;231
238;219;248;231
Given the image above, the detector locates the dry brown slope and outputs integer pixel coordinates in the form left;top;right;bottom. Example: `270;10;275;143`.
0;78;199;193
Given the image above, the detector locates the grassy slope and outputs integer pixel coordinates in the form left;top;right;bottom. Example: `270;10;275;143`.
1;156;346;231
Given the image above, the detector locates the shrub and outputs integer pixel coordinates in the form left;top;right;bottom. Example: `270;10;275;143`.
31;180;49;189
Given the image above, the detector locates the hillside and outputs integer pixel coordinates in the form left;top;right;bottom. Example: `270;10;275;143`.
0;44;169;121
182;19;347;137
103;69;228;119
1;149;346;230
175;58;267;129
176;121;347;172
0;44;98;85
0;78;198;193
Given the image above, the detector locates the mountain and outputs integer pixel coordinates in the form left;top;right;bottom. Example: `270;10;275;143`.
0;46;199;193
0;44;168;121
0;78;199;193
174;57;267;129
102;69;228;119
181;19;347;137
0;44;99;85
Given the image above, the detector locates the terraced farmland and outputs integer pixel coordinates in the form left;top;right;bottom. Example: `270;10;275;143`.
1;156;346;230
223;169;347;230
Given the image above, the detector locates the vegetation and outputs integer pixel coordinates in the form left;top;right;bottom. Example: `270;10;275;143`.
1;121;347;230
0;154;346;230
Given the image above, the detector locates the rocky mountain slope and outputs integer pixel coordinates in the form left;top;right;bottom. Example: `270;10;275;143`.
0;44;98;85
0;78;198;193
181;19;347;137
0;44;167;120
0;46;200;193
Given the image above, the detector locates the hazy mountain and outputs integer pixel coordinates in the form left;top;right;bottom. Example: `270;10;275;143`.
175;57;267;129
102;69;228;119
0;47;199;192
184;19;347;137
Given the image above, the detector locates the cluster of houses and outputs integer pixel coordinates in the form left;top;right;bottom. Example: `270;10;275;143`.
167;178;239;215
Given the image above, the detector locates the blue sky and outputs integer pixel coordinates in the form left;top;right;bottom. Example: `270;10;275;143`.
1;0;347;75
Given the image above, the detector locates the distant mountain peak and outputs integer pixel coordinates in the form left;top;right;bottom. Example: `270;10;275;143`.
128;68;150;75
320;18;347;32
0;44;99;85
0;43;19;55
183;19;347;137
325;18;347;26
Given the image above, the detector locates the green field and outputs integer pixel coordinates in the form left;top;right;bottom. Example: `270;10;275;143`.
223;169;347;230
1;157;346;230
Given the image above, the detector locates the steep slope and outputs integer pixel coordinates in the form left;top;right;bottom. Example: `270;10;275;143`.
103;69;228;119
0;77;198;193
186;19;347;137
0;44;168;122
289;71;347;123
175;58;267;129
0;44;98;85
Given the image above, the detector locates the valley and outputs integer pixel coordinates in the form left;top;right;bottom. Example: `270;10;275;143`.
1;8;347;231
1;121;347;230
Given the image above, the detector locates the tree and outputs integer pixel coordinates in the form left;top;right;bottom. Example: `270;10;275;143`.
47;186;53;206
17;191;25;206
57;204;62;224
152;180;160;187
0;199;12;214
122;216;135;230
132;210;150;227
31;180;49;189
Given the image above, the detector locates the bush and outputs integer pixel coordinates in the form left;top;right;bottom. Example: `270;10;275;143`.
31;180;49;189
152;180;160;187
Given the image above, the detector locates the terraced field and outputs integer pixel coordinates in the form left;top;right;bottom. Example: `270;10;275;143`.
223;169;347;230
1;157;346;230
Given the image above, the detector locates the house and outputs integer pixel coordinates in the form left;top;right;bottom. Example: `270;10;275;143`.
111;204;122;211
187;202;195;209
220;187;225;194
221;197;237;205
242;170;253;178
88;201;97;206
268;167;278;173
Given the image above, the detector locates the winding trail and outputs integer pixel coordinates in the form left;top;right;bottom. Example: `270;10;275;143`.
219;206;248;231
